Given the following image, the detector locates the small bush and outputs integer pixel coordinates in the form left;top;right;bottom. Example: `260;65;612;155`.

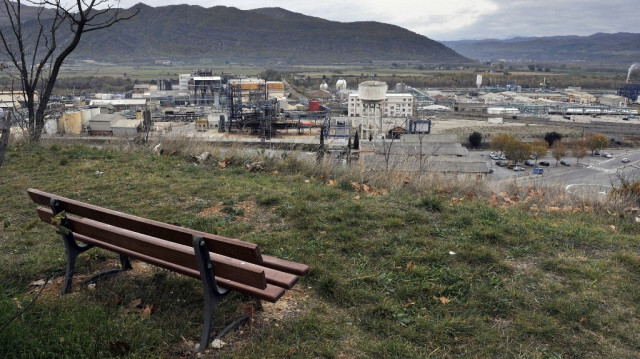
417;194;444;212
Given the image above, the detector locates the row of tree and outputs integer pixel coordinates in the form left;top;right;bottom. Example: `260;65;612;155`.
489;132;610;166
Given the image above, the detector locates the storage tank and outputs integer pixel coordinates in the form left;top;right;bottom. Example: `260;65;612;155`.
358;81;387;101
309;101;321;112
58;112;83;134
320;82;328;91
336;78;347;92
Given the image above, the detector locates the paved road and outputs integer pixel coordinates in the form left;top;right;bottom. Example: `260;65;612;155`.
480;149;640;196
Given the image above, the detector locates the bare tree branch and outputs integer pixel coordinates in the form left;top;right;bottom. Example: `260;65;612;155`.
0;0;139;149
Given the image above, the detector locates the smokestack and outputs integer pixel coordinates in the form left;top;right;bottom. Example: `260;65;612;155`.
627;63;639;83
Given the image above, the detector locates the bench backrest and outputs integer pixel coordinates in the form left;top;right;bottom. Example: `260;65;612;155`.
29;188;309;302
28;189;308;276
28;188;262;262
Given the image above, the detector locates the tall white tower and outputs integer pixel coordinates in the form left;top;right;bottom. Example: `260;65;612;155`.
357;81;387;140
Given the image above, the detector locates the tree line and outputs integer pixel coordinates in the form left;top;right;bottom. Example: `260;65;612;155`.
484;132;610;166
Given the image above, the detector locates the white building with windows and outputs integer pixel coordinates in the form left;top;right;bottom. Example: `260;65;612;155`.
348;93;414;118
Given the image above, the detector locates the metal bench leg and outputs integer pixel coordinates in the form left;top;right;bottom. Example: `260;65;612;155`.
79;254;133;287
193;236;229;352
50;199;94;295
254;298;263;311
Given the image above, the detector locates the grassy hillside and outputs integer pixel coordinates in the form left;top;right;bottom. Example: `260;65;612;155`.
1;142;639;358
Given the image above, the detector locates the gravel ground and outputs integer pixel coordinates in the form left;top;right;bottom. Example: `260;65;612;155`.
431;118;583;140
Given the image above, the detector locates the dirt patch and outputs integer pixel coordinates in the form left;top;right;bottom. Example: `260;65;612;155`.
235;200;257;222
175;287;312;356
28;258;154;301
198;203;225;218
256;287;308;323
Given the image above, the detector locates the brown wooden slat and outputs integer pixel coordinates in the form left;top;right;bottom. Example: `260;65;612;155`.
262;267;298;289
72;233;284;302
28;188;263;263
262;255;310;276
37;206;298;289
37;207;267;290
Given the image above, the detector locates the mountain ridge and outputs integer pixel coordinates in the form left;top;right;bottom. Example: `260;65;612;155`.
65;4;469;65
444;32;640;64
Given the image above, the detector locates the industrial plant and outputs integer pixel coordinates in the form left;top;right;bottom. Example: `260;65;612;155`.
2;62;640;178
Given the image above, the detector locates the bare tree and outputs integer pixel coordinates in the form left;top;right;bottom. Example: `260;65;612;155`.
551;142;567;166
568;138;588;165
0;108;9;167
530;139;548;166
0;0;138;147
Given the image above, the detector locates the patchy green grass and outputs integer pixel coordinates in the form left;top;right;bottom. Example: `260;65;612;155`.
1;143;639;358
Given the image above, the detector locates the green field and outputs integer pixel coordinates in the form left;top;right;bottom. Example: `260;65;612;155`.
1;142;639;358
0;61;630;95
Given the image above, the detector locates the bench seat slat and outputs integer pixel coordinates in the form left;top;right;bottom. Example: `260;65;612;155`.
262;255;310;276
72;232;285;302
28;189;263;264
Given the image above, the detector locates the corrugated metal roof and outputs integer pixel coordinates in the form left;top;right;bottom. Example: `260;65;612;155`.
372;141;468;157
90;114;125;122
89;99;147;106
111;119;142;129
363;156;490;173
193;76;221;81
267;82;285;90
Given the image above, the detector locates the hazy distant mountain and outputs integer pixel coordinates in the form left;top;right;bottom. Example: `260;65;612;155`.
443;33;640;65
0;3;56;24
65;3;469;64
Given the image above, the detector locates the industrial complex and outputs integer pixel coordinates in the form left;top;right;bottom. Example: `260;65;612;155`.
2;67;640;178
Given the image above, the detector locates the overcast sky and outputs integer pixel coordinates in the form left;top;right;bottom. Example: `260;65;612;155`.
113;0;640;41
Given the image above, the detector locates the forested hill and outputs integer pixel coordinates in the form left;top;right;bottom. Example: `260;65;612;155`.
444;33;640;65
68;3;469;64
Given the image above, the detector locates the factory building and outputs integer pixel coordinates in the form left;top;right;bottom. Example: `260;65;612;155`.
88;99;148;112
227;78;286;103
599;94;627;107
179;74;191;91
190;73;222;106
348;93;414;118
0;91;33;111
566;90;596;105
266;81;286;98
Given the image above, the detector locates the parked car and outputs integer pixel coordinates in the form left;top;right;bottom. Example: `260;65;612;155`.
621;158;630;163
495;161;506;167
539;161;550;166
524;160;534;166
603;152;612;158
513;166;525;171
560;160;571;166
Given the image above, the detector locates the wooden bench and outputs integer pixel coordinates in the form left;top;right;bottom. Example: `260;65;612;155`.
27;188;309;352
